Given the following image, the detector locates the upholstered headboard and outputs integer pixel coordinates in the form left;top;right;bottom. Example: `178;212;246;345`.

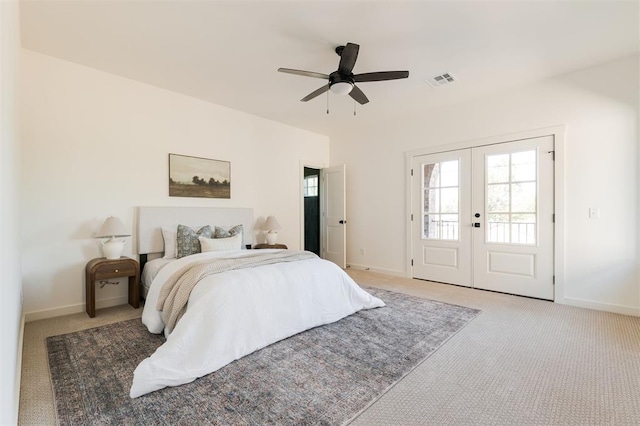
137;206;254;255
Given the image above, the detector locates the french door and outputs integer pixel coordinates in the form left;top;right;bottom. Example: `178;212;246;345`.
411;136;555;300
411;149;472;286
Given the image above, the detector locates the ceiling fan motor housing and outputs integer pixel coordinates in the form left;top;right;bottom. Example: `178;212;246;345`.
329;71;354;94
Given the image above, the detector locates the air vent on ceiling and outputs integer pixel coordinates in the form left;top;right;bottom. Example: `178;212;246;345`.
424;72;456;88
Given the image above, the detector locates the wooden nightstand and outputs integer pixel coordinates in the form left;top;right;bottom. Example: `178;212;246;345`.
85;257;140;318
253;243;288;249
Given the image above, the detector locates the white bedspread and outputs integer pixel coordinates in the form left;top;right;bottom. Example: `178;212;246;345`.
140;257;173;298
131;250;384;398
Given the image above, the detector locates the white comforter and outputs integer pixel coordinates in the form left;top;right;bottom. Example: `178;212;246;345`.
130;250;384;398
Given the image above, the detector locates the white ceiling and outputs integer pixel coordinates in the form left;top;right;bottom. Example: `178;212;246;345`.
20;1;639;137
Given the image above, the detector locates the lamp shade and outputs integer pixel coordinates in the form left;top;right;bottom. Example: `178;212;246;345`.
96;216;130;239
263;216;281;231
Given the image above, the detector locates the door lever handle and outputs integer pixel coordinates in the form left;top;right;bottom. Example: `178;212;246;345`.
473;223;481;228
339;220;347;224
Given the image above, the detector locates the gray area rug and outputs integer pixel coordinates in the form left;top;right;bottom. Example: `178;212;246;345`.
47;288;479;425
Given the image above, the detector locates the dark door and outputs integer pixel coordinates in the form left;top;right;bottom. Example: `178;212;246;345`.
304;167;320;255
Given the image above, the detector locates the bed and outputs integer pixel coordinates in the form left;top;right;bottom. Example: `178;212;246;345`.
131;206;385;398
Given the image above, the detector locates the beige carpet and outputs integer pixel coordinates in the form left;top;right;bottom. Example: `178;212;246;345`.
19;270;640;425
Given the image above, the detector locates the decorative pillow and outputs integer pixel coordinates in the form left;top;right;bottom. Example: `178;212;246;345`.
176;225;212;258
199;233;243;252
161;227;177;259
214;224;243;239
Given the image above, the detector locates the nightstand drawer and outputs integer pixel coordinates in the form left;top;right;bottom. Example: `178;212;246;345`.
253;244;288;249
94;263;136;278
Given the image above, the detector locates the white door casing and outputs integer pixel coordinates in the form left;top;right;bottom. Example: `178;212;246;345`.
412;150;472;286
322;165;346;268
411;136;555;300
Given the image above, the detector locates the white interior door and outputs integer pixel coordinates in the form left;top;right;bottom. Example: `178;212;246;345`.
412;150;472;286
322;165;346;268
411;136;555;300
472;136;555;300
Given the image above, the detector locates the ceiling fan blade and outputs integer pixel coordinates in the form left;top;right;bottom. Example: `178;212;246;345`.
301;85;330;102
278;68;329;80
338;43;359;75
349;85;369;105
354;71;410;82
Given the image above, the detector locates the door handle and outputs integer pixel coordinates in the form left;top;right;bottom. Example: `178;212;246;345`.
339;220;347;224
473;223;481;228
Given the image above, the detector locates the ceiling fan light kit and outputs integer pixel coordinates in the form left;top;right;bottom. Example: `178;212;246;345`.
278;42;409;109
329;81;353;95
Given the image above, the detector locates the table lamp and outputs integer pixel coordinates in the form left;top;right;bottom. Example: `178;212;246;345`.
264;216;282;245
96;216;130;259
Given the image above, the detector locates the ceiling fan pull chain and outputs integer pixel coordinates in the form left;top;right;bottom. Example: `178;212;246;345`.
326;90;330;114
354;99;356;116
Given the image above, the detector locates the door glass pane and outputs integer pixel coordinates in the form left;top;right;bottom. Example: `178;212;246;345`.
424;214;440;239
440;161;459;187
487;214;510;243
511;150;536;182
426;164;439;187
512;214;536;244
487;184;509;212
304;175;318;197
440;214;459;240
488;154;509;183
440;188;458;213
511;182;536;212
422;160;459;240
425;189;440;213
486;151;537;245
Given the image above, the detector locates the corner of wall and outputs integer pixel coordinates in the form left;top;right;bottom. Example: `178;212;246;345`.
15;314;26;421
1;0;24;423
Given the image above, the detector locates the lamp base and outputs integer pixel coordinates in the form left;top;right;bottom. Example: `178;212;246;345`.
266;231;278;245
102;239;125;260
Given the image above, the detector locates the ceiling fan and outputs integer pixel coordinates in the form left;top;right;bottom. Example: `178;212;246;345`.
278;42;409;105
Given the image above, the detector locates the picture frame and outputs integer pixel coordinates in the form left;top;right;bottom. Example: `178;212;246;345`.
169;153;231;199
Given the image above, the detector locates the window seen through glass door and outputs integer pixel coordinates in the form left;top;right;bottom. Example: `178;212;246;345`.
422;160;459;240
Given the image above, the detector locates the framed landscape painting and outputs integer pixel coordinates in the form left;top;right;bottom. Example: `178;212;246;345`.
169;154;231;199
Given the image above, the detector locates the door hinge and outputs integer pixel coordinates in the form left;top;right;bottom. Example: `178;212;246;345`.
411;259;414;266
552;213;555;223
411;169;414;176
553;275;555;285
548;150;555;161
411;214;413;221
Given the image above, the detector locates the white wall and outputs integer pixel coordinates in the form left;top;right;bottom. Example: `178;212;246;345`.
20;50;329;319
0;1;23;423
331;55;639;315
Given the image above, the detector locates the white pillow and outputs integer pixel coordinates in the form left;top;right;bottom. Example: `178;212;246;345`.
161;227;177;259
199;233;242;252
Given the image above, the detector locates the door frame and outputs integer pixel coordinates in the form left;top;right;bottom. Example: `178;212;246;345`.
405;125;566;304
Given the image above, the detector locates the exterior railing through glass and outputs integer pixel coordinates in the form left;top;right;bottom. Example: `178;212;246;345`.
425;220;535;244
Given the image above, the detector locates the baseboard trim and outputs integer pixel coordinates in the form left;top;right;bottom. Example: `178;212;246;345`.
563;297;640;317
346;263;405;278
24;296;129;322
